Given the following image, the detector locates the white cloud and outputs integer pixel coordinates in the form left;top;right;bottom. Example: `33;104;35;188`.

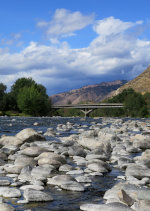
0;16;150;95
37;8;94;42
93;16;142;37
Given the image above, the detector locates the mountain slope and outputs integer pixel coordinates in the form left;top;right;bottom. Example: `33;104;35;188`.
116;66;150;95
50;80;127;105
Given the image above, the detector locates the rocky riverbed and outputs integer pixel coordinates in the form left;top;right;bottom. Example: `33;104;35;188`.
0;116;150;210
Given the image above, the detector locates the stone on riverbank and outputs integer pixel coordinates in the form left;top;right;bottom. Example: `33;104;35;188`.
20;185;44;191
16;128;45;144
19;146;47;157
0;136;22;147
23;189;53;202
31;165;55;180
125;163;150;179
14;155;37;167
87;160;111;173
0;203;16;211
47;175;76;186
80;202;134;211
0;187;21;198
35;152;66;165
61;181;85;192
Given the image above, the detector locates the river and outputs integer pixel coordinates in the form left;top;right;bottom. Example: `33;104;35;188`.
0;116;144;210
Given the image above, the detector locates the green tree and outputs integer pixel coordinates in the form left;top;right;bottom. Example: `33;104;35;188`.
0;83;6;97
17;85;51;116
10;78;36;110
0;83;7;112
107;88;135;103
11;77;35;95
124;92;147;117
105;88;148;117
143;92;150;115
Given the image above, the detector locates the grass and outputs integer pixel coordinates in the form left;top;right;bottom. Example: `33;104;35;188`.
0;110;32;117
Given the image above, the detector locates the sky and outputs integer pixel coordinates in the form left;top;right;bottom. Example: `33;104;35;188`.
1;0;150;95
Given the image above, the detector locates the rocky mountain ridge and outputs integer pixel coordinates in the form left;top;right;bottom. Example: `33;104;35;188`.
50;80;127;105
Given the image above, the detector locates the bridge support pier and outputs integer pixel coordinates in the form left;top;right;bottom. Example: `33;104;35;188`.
80;109;93;117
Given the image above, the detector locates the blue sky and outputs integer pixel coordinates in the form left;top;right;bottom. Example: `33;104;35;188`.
0;0;150;95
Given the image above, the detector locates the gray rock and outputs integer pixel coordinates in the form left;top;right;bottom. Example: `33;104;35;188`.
0;151;8;160
75;175;92;183
0;187;21;197
4;164;23;174
132;200;150;211
66;170;84;175
38;158;61;167
0;203;15;211
20;185;44;191
59;164;73;172
61;181;85;192
118;189;135;206
126;176;150;186
77;135;111;152
18;166;32;182
14;155;37;167
44;128;56;136
11;181;23;187
89;172;103;176
68;146;86;157
104;182;150;202
0;158;6;166
20;146;46;157
0;136;22;147
132;134;150;150
16;128;45;144
30;180;44;186
125;164;150;179
117;157;134;169
0;177;11;186
35;152;66;165
86;154;108;161
31;166;55;180
23;189;53;202
47;175;76;186
1;145;18;155
6;174;18;178
87;160;110;173
80;202;133;211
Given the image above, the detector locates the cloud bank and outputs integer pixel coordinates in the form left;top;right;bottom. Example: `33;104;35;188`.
0;9;150;95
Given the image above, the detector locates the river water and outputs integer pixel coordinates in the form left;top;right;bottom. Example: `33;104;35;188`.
0;116;125;211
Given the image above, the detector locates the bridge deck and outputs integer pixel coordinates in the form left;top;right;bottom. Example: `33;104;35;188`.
52;103;124;109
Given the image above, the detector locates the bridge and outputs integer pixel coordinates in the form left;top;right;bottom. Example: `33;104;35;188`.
52;103;124;117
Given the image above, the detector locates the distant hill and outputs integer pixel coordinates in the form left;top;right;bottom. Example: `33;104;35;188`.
50;80;127;105
115;65;150;95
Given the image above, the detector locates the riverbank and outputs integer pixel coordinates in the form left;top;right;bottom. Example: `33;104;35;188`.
0;117;149;210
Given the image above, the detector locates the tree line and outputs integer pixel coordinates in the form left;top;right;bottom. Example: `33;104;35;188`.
0;78;149;117
0;78;51;116
91;88;148;117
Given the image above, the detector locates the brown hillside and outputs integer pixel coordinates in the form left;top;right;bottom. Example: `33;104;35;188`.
116;65;150;95
50;80;127;105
